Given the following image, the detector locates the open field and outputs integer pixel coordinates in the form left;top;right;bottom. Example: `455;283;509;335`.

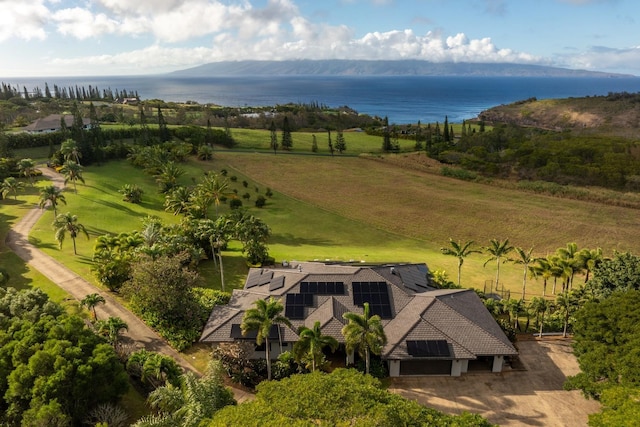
14;150;640;299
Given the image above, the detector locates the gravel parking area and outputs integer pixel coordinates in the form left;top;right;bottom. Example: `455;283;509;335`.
388;338;601;426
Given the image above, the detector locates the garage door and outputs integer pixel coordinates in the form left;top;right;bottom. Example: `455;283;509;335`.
399;360;452;375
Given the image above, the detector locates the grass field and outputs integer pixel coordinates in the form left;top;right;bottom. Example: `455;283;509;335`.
11;149;636;301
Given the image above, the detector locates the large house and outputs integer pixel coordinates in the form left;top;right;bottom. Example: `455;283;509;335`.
200;261;517;377
23;114;92;134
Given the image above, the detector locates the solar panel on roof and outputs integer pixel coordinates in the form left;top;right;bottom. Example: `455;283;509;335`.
246;273;261;288
257;271;274;286
299;281;345;295
406;340;451;357
269;276;285;291
351;281;392;319
230;324;280;340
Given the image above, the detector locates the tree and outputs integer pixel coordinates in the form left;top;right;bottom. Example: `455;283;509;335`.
327;128;334;156
528;297;552;337
122;254;202;350
157;107;171;142
95;316;128;346
209;368;492;426
335;129;346;153
81;292;106;321
38;185;66;216
1;177;25;200
53;212;89;255
280;116;292;150
556;242;582;290
293;321;338;372
440;239;480;287
443;115;450;142
133;361;235;427
269;120;278;154
197;172;232;217
126;349;182;390
241;297;292;380
578;247;605;283
60;138;82;165
119;183;144;203
382;116;391;152
18;158;36;185
311;134;318;152
555;291;578;338
342;302;387;375
483;238;514;291
586;252;640;298
155;161;184;193
164;186;193;216
60;160;85;193
511;247;534;300
530;257;553;296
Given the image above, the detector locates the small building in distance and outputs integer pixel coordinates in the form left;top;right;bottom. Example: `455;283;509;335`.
200;261;517;377
23;114;92;134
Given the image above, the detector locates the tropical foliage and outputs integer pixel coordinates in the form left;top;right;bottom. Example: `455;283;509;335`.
52;211;89;254
342;302;387;375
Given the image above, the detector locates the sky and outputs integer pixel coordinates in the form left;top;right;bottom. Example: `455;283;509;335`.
1;0;639;77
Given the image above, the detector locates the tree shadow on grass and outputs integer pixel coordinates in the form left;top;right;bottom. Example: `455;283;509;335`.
78;193;144;217
270;232;334;247
27;236;58;250
0;252;33;291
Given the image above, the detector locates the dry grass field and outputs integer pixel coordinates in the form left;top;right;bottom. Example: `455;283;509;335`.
216;151;640;295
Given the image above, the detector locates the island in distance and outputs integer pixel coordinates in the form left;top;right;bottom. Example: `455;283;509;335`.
170;59;634;78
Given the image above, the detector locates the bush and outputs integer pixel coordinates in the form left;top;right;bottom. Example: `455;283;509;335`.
265;187;273;198
255;195;267;208
118;184;143;203
229;198;243;209
242;192;251;200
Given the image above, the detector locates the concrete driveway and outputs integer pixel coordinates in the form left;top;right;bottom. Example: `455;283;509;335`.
388;338;600;427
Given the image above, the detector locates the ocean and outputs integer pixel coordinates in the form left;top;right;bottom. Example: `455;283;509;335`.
6;75;640;124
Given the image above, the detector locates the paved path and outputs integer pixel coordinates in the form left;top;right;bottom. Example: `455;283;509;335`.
5;167;253;403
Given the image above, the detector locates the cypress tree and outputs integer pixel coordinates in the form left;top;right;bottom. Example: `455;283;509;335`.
269;120;278;154
382;116;391;152
443;116;450;142
281;116;292;150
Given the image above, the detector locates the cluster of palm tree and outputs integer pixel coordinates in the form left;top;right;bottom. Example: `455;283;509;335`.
0;177;25;200
80;292;129;346
441;239;606;300
485;287;586;338
58;139;85;193
240;297;386;381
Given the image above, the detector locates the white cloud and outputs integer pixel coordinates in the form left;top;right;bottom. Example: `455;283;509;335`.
559;45;640;74
0;0;50;42
53;7;119;39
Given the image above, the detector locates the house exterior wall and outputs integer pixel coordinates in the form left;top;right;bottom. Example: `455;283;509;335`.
492;355;504;372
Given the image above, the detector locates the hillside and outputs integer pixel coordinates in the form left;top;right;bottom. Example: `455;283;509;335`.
170;59;630;77
478;92;640;136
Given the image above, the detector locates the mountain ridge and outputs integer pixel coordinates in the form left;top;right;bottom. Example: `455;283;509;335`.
170;60;635;78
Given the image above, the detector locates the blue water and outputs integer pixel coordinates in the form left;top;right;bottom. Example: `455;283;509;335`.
6;75;640;124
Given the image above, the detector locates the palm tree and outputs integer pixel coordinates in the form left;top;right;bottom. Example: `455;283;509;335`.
555;291;577;338
241;297;292;380
440;239;480;287
126;349;182;389
577;247;604;283
53;212;89;255
530;257;553;296
505;298;525;331
483;238;514;292
342;302;387;375
38;185;66;216
293;321;339;372
60;138;82;164
529;297;552;338
18;158;36;185
81;293;106;321
511;247;534;300
556;243;582;290
60;160;85;193
155;161;184;193
95;316;128;346
197;172;233;217
1;177;25;200
164;186;193;216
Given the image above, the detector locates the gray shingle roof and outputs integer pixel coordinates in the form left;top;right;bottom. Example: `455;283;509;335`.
200;262;517;361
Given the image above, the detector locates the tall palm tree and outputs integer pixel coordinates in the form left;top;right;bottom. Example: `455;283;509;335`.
577;247;604;283
95;316;128;346
342;302;387;375
197;172;232;217
505;298;525;331
555;291;577;338
293;321;339;372
38;185;66;216
1;177;25;200
528;297;552;338
530;257;553;296
60;160;85;193
483;238;514;292
53;212;89;255
60;138;82;164
18;158;36;186
511;247;534;300
556;242;582;290
241;297;292;380
440;239;480;287
164;186;193;216
81;293;106;321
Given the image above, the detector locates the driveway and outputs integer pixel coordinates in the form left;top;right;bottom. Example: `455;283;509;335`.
388;338;600;426
5;167;253;403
